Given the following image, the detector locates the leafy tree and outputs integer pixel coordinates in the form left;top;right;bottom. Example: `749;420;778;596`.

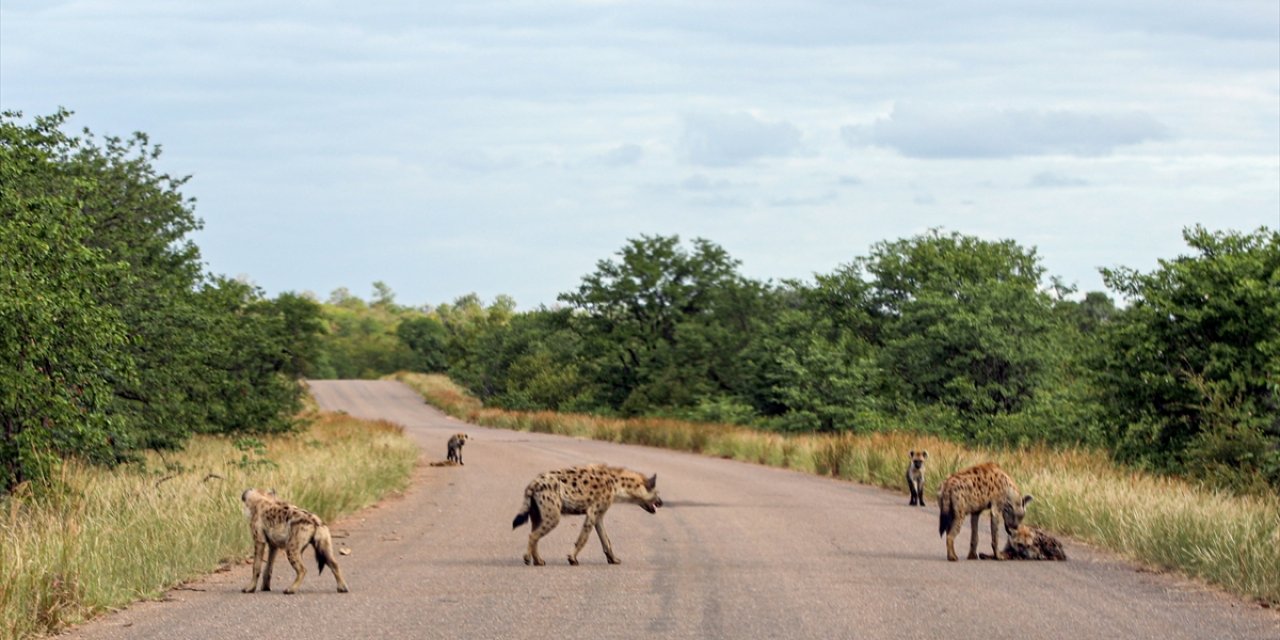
2;110;312;490
264;292;328;379
558;235;770;415
1;111;135;488
1099;226;1280;490
861;230;1058;429
396;315;449;373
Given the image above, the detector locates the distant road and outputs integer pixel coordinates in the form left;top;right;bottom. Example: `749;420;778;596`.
66;380;1278;640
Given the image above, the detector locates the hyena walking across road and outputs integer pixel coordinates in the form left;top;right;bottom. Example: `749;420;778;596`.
512;464;662;566
241;488;350;594
937;462;1033;562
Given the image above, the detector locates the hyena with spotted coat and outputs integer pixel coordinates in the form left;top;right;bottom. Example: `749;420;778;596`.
906;450;928;506
446;433;468;465
937;462;1033;562
241;488;349;594
979;524;1067;561
511;464;662;566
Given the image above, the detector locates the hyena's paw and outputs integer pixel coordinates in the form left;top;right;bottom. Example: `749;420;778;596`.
337;585;350;593
607;557;621;565
241;585;257;593
567;555;579;566
283;588;297;595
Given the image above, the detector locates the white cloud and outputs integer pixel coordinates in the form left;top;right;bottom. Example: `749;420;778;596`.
681;112;803;166
842;104;1172;158
1029;171;1091;188
598;143;643;166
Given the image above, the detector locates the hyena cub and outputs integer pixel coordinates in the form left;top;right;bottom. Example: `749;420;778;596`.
241;488;349;594
511;464;662;566
446;433;468;465
979;524;1067;561
937;462;1033;562
906;450;928;506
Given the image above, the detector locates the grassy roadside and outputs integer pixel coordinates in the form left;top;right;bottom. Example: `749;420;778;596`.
393;371;1280;606
0;410;418;640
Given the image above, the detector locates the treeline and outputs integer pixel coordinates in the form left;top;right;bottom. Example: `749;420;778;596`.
1;110;327;492
318;231;1279;494
5;110;1276;496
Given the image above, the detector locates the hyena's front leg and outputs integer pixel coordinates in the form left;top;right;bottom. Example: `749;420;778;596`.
988;510;1002;561
594;516;620;564
568;512;598;566
242;540;267;593
261;545;279;591
967;512;982;560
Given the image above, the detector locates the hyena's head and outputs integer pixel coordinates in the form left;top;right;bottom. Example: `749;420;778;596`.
455;433;468;444
620;472;663;514
908;450;928;470
1011;524;1036;547
1000;491;1033;534
240;488;277;518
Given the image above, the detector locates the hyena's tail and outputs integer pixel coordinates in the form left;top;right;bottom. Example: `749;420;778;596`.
938;490;954;538
511;486;541;530
313;524;338;575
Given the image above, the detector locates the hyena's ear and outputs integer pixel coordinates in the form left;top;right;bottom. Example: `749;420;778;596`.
908;450;915;458
1022;494;1033;507
645;474;657;491
922;450;928;459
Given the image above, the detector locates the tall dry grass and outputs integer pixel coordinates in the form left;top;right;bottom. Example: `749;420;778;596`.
394;371;1280;604
0;412;417;640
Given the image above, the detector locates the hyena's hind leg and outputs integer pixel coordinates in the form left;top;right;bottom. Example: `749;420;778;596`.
967;512;982;560
282;525;313;594
525;508;559;566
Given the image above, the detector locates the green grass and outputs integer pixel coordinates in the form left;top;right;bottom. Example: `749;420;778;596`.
394;371;1280;605
0;411;418;640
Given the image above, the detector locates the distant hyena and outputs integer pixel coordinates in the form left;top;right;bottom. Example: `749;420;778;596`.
937;462;1032;562
979;524;1067;561
906;450;928;506
446;433;468;465
511;464;662;566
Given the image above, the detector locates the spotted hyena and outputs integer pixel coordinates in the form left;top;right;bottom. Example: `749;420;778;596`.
511;464;662;566
446;433;468;465
979;524;1067;561
937;462;1033;562
240;488;349;594
906;450;928;506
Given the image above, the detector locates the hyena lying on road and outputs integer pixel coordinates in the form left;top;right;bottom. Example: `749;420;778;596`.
446;433;468;465
241;488;349;594
979;524;1067;561
906;450;928;506
937;462;1033;562
512;464;662;566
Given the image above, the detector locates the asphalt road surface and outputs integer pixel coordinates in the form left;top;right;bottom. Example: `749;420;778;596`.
64;380;1278;640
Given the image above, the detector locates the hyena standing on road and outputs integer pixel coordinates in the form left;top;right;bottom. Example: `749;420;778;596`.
906;450;928;506
446;432;468;465
241;488;349;594
512;464;662;566
937;462;1033;562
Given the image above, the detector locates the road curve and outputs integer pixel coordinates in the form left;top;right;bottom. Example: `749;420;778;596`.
65;380;1278;640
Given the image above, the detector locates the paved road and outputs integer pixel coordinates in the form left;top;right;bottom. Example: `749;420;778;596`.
65;380;1278;640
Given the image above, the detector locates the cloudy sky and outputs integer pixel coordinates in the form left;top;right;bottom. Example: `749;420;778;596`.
3;0;1277;309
